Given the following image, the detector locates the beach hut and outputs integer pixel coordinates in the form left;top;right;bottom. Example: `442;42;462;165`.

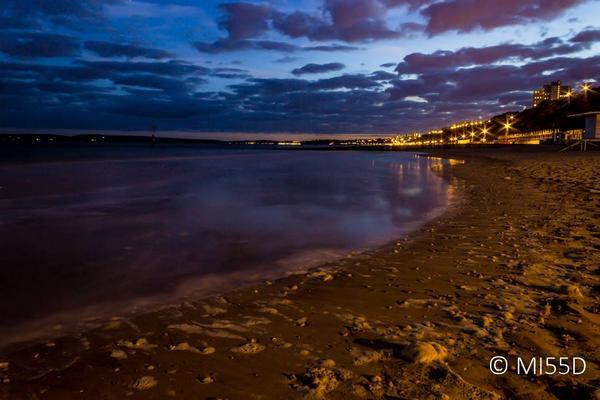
562;111;600;151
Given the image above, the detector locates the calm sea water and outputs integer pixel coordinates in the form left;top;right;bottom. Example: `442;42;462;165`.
0;145;456;346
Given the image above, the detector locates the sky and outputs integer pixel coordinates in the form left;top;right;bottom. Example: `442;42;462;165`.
1;0;600;137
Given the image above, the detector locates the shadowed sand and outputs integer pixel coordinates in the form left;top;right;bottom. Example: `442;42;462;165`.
1;147;599;400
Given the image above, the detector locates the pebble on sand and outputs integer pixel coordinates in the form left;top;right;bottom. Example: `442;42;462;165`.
132;376;158;390
110;349;128;360
561;285;584;301
169;342;215;354
197;375;215;384
230;340;265;354
309;271;334;282
118;338;156;350
317;359;336;368
401;342;448;364
352;350;386;366
301;365;353;399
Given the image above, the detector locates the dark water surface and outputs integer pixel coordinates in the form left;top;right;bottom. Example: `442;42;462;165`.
0;145;457;346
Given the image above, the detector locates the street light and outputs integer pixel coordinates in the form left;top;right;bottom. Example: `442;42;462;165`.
565;89;573;104
581;82;591;103
502;122;512;137
480;125;489;142
502;115;515;137
469;128;476;143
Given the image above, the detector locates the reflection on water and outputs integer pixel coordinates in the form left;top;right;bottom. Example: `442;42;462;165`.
0;147;456;346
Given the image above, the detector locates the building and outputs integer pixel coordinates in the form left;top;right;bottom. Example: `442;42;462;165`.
532;81;572;107
532;89;549;107
570;112;600;139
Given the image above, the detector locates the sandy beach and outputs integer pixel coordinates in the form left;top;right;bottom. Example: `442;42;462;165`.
1;147;599;400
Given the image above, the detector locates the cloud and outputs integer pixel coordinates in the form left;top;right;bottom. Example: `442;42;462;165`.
193;39;359;54
305;44;360;52
369;70;397;80
197;0;413;51
0;32;80;58
395;36;591;74
193;0;590;51
422;0;589;35
102;95;220;119
2;49;598;134
388;54;600;110
193;39;296;53
312;74;383;89
1;3;598;136
2;0;124;29
275;56;299;63
217;2;274;41
570;27;600;43
326;0;386;28
292;62;346;76
110;73;195;91
84;40;173;59
75;59;211;78
271;7;403;42
210;67;251;79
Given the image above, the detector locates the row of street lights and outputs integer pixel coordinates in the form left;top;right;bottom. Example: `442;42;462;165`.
564;82;592;103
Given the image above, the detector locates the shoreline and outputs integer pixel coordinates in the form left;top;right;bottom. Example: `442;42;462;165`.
0;152;454;351
1;148;599;399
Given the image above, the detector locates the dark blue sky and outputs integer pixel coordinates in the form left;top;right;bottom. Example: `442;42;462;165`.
1;0;599;137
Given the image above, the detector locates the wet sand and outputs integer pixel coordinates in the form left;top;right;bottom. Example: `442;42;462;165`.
1;147;599;400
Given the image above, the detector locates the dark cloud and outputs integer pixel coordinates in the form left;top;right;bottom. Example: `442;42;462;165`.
0;32;80;58
369;70;397;80
276;56;299;63
395;36;590;74
84;41;173;59
194;0;589;50
210;67;251;79
272;7;402;42
2;0;123;29
388;54;600;110
380;62;397;68
570;27;600;43
230;78;310;97
422;0;588;35
312;74;383;89
193;39;295;53
198;0;410;51
110;74;194;92
0;2;598;135
304;44;360;52
102;95;222;119
380;0;434;9
326;0;385;28
217;2;274;41
292;62;346;76
193;39;359;54
2;48;598;134
0;59;233;87
75;60;211;78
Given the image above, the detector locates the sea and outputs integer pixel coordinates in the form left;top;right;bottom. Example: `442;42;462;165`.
0;144;457;347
